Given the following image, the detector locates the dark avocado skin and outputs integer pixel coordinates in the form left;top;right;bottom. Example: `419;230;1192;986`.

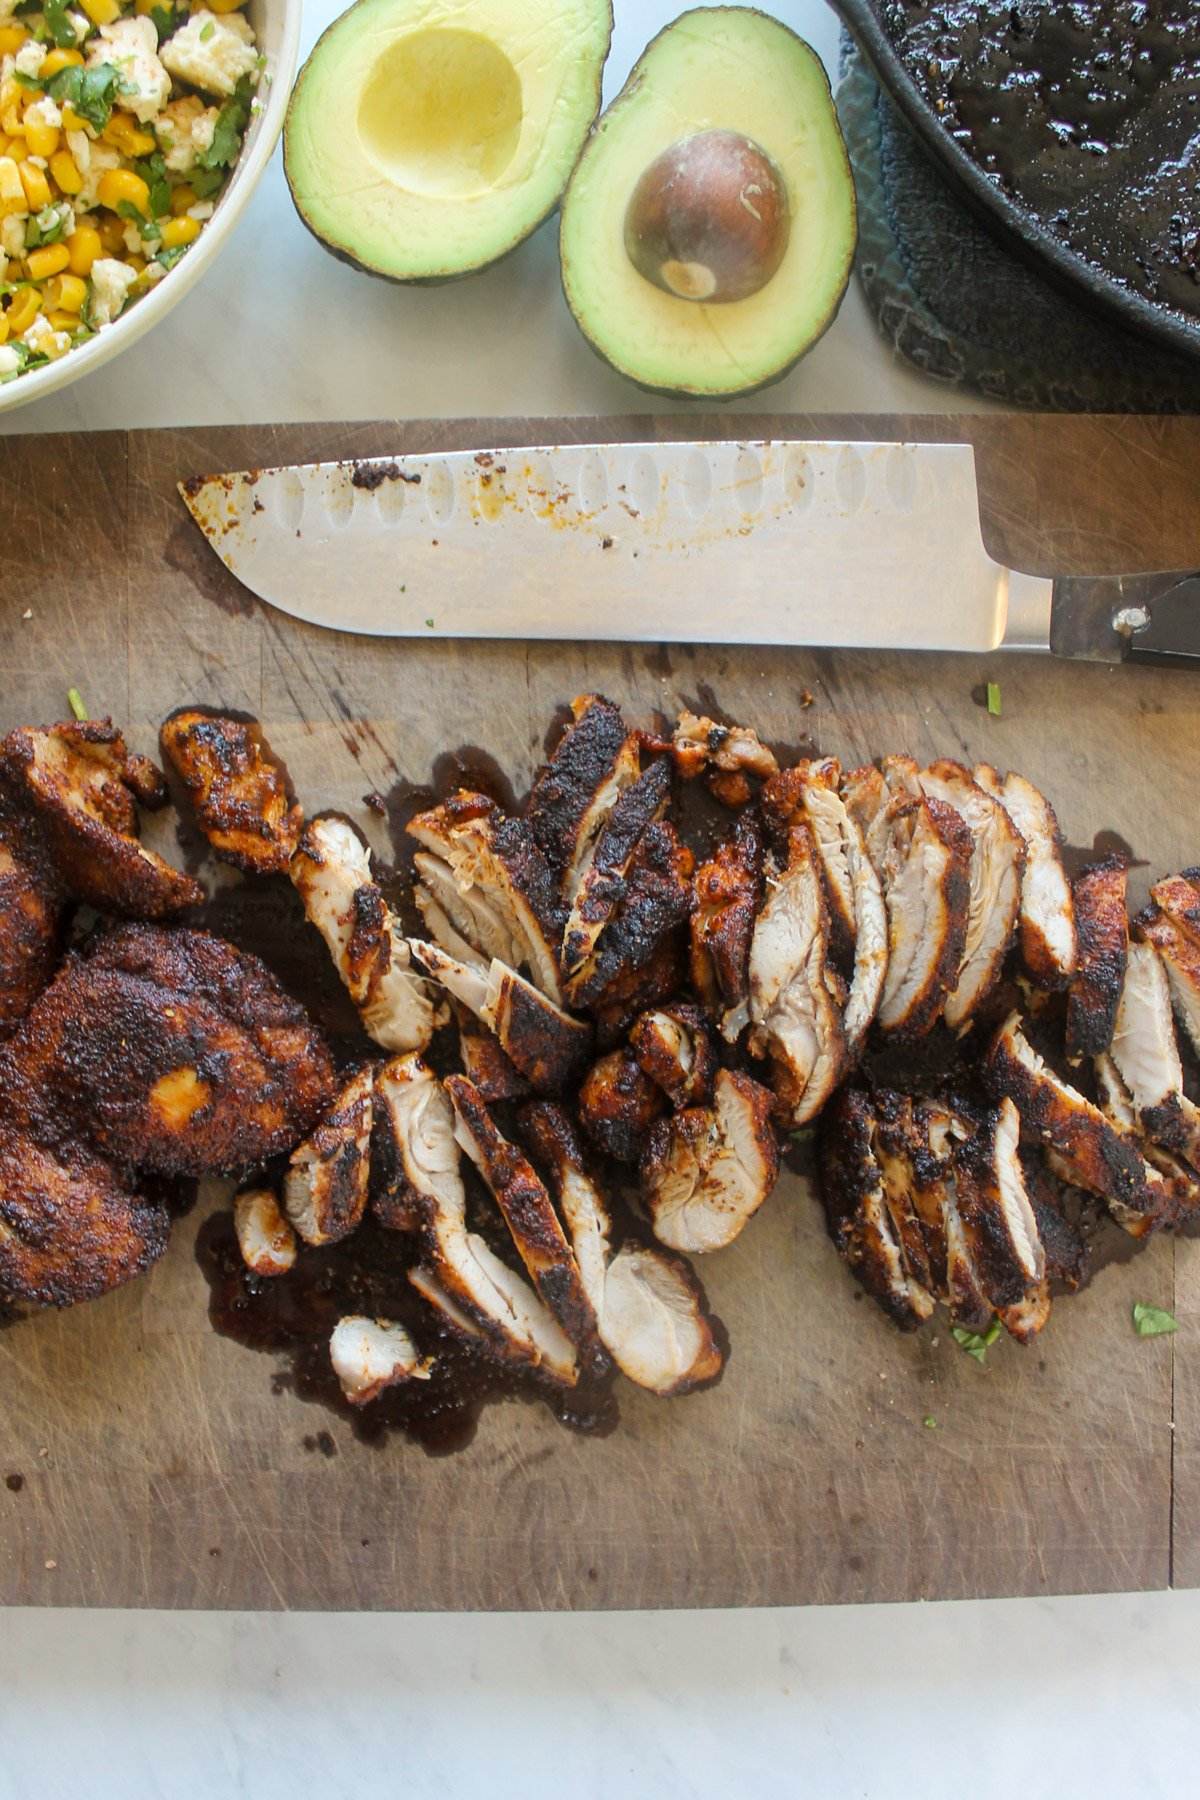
557;6;858;399
283;0;614;286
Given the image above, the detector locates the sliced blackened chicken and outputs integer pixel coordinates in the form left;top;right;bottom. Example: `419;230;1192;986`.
1110;939;1200;1165
591;934;686;1051
0;794;63;1038
1153;873;1200;945
329;1316;432;1405
1092;1054;1200;1228
874;791;972;1041
523;1101;722;1396
1065;858;1128;1061
671;710;779;791
818;1089;934;1329
408;791;565;1002
975;767;1075;986
918;760;1026;1029
234;1186;297;1277
952;1098;1048;1340
567;821;693;1011
385;1055;577;1379
690;812;762;1042
456;1017;530;1103
283;1065;374;1247
747;822;847;1123
842;764;892;880
527;694;640;900
446;1075;603;1371
411;939;592;1095
764;760;887;1062
640;1068;780;1254
1139;902;1200;1059
912;1100;993;1329
578;1048;666;1161
291;815;440;1052
160;712;302;875
629;1003;716;1109
561;758;671;998
0;719;202;918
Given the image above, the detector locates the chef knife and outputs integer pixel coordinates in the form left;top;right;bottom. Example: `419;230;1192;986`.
179;440;1200;662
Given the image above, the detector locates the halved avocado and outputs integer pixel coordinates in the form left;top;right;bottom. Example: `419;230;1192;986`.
559;8;857;397
285;0;613;283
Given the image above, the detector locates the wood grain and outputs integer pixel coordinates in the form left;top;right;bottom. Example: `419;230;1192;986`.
1;413;1198;1611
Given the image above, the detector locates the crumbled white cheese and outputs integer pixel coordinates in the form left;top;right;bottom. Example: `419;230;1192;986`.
67;8;92;41
87;17;170;124
23;314;71;358
86;256;138;327
141;258;166;284
66;128;91;174
23;97;63;133
0;0;18;25
14;39;45;79
0;215;23;264
185;199;214;221
0;344;19;375
154;93;220;173
160;8;256;98
75;138;121;210
121;218;154;256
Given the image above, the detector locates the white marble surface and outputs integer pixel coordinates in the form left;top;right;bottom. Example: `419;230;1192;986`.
1;2;1186;1793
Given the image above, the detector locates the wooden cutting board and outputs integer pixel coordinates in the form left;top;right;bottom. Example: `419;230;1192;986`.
3;412;1200;1612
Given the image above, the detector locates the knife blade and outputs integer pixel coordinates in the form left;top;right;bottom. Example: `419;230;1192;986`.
178;440;1199;660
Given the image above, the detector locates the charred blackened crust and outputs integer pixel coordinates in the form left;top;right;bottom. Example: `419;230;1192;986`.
1066;858;1128;1060
485;968;592;1094
817;1089;926;1330
527;694;631;876
951;1110;1031;1310
159;712;302;874
920;794;974;1028
562;758;672;973
630;1001;716;1109
579;1048;666;1161
1022;1155;1089;1290
570;821;693;1010
690;811;762;1022
0;794;63;1039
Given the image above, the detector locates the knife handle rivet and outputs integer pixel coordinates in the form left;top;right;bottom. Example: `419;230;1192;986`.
1112;605;1151;635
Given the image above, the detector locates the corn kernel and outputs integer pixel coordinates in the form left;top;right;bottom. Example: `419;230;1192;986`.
61;105;87;132
0;76;27;108
0;104;24;140
6;285;39;334
158;213;200;250
23;115;60;160
49;149;82;195
97;211;126;253
66;223;102;274
78;0;122;22
0;25;29;55
0;315;8;344
26;241;70;281
0;155;24;205
46;308;80;331
201;0;246;11
102;112;156;158
40;47;85;77
124;252;146;273
18;161;52;211
0;135;11;161
169;183;197;216
45;272;88;313
96;167;150;217
35;322;70;357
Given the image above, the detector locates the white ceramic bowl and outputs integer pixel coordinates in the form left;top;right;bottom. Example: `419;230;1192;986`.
0;0;302;416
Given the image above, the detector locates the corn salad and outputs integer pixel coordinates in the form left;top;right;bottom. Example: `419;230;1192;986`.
0;0;262;382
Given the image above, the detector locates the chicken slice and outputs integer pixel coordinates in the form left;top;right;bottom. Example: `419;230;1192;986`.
975;767;1075;986
0;1124;170;1309
841;764;892;880
952;1097;1048;1335
566;820;693;1011
561;758;671;995
870;1092;941;1301
1092;1053;1200;1229
527;694;641;900
456;1017;530;1103
911;1100;993;1329
671;710;779;782
0;793;63;1038
918;759;1026;1028
380;1053;576;1379
818;1088;935;1329
640;1068;780;1253
413;850;524;970
1152;873;1200;945
765;760;888;1062
521;1099;722;1396
159;712;302;875
690;813;762;1043
408;791;565;1002
446;1075;602;1369
234;1186;297;1277
875;792;972;1040
291;815;440;1053
0;923;337;1177
629;1003;716;1109
329;1316;432;1405
283;1065;374;1247
983;1012;1166;1227
747;822;847;1124
591;934;686;1051
578;1047;666;1160
1065;858;1128;1061
0;718;202;918
411;939;592;1095
1109;939;1200;1164
1138;903;1200;1059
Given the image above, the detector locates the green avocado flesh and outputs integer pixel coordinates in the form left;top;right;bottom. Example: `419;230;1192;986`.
559;7;857;397
285;0;612;282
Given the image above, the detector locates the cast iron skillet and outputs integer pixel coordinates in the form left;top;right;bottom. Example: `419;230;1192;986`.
832;0;1200;364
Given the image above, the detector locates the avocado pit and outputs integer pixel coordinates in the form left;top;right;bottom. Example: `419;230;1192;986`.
623;128;790;304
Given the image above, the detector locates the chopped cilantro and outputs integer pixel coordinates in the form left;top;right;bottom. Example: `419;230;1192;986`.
149;2;175;41
42;0;78;49
116;199;158;240
923;1417;936;1428
66;688;88;721
986;681;1002;717
33;62;133;133
153;244;190;271
196;71;255;169
187;165;225;200
789;1125;815;1142
425;618;435;629
24;203;72;250
1133;1303;1178;1338
952;1320;1001;1364
198;17;214;38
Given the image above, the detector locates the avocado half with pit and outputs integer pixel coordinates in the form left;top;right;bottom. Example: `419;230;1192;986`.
285;0;613;282
559;8;857;397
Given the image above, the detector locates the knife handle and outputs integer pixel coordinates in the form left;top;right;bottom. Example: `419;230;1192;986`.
1049;570;1200;665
